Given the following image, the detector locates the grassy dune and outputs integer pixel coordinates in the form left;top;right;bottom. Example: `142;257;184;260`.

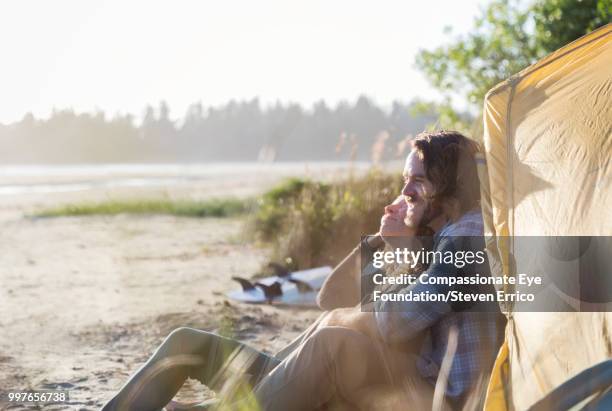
250;172;402;269
34;198;250;218
33;171;401;270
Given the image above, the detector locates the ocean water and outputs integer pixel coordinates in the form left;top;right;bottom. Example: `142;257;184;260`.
0;162;379;195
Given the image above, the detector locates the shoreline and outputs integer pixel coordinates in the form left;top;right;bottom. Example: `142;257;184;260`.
0;169;332;410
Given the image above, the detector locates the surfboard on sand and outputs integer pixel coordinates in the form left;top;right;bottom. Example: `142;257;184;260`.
226;266;332;306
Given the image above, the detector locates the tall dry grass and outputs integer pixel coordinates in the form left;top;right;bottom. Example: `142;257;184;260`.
248;170;403;271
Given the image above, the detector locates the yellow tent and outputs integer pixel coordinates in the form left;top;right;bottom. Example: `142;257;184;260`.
480;24;612;410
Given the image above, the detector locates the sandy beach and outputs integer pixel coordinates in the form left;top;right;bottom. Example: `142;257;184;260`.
0;163;372;410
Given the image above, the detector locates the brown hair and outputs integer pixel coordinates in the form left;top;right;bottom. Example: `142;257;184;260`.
411;130;481;214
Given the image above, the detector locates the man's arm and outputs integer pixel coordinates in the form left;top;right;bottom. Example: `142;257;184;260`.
316;235;382;311
374;236;458;344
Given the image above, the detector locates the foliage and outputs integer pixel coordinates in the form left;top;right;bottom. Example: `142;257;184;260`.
0;97;436;164
415;0;611;131
33;198;249;218
249;172;403;270
416;0;538;113
251;178;325;242
533;0;611;52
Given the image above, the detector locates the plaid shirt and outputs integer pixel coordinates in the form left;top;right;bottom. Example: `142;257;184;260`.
374;209;503;399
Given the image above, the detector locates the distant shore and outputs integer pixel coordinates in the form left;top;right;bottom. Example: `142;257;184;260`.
0;161;399;197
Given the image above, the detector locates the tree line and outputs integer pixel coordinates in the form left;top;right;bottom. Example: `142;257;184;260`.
3;0;605;164
0;97;439;164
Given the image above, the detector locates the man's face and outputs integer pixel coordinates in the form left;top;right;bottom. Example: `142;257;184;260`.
402;149;438;228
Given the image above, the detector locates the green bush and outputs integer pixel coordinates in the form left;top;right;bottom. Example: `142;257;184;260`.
249;171;403;270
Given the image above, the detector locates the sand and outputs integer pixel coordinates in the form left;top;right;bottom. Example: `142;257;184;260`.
0;167;342;410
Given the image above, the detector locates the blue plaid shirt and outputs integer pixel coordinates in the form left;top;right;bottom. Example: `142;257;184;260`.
374;209;503;399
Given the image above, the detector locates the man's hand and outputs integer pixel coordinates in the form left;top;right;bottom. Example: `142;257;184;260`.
320;306;381;341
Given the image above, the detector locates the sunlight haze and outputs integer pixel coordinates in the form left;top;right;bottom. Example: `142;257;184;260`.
0;0;487;123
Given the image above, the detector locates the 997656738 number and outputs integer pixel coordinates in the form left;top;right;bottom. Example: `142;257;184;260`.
3;390;69;404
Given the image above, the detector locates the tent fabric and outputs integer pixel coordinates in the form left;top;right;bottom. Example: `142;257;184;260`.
480;24;612;410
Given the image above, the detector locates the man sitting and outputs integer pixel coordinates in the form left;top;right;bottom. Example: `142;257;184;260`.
318;131;505;409
101;131;503;411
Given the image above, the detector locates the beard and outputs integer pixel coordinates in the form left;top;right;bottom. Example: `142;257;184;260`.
404;200;441;230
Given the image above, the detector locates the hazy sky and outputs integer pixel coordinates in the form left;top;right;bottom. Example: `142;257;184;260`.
0;0;488;123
